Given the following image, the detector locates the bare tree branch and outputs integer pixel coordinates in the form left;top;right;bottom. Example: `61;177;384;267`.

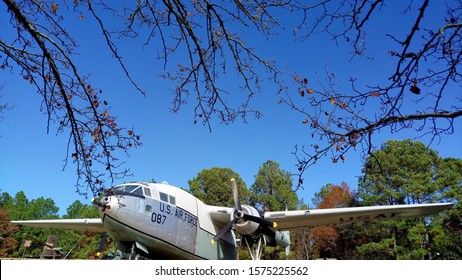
284;0;462;190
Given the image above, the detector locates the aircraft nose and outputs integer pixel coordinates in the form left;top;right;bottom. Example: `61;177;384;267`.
93;196;114;212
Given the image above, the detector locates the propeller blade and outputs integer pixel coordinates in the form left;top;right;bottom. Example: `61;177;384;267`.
231;178;241;211
211;218;238;244
96;232;107;257
243;213;277;229
212;178;276;244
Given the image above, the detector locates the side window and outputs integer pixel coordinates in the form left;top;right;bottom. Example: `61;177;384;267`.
145;205;152;216
159;192;176;205
160;192;169;203
143;187;152;197
169;195;176;206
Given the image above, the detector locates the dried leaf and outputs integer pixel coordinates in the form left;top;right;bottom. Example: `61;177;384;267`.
302;119;309;124
307;88;314;94
329;97;335;105
410;85;421;94
51;3;59;15
370;92;380;97
303;78;308;84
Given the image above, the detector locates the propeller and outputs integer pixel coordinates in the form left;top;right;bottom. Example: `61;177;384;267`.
211;178;277;244
96;232;107;257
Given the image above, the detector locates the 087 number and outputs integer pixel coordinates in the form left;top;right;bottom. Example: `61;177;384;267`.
151;212;167;224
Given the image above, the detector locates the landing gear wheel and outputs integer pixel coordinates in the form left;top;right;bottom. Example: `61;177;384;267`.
130;252;141;260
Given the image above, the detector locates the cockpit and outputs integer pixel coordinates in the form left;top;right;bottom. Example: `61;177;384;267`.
111;183;176;206
113;184;144;196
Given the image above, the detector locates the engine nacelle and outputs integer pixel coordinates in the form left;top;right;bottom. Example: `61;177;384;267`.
233;205;260;235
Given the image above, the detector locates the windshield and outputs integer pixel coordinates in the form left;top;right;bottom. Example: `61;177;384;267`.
113;184;143;196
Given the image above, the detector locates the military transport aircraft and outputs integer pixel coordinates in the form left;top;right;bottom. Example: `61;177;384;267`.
11;179;453;260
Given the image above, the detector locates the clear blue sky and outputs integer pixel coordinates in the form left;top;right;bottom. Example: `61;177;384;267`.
1;2;461;216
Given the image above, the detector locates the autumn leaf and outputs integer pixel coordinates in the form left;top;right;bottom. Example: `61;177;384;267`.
307;88;314;94
313;144;319;149
127;130;133;136
340;155;346;161
294;76;299;81
52;4;59;15
302;119;309;124
410;85;421;94
277;99;283;104
303;78;308;84
329;97;335;105
370;91;380;97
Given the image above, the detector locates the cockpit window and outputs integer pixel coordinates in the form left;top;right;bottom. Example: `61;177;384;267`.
143;187;152;197
125;185;138;193
113;185;144;198
132;186;143;196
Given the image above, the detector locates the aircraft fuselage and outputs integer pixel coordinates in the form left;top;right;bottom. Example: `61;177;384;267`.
96;182;237;260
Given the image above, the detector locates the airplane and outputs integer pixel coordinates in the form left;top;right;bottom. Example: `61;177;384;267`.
11;179;453;260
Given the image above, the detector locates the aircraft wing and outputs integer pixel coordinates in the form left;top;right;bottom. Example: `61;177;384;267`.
11;218;106;233
264;202;453;230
